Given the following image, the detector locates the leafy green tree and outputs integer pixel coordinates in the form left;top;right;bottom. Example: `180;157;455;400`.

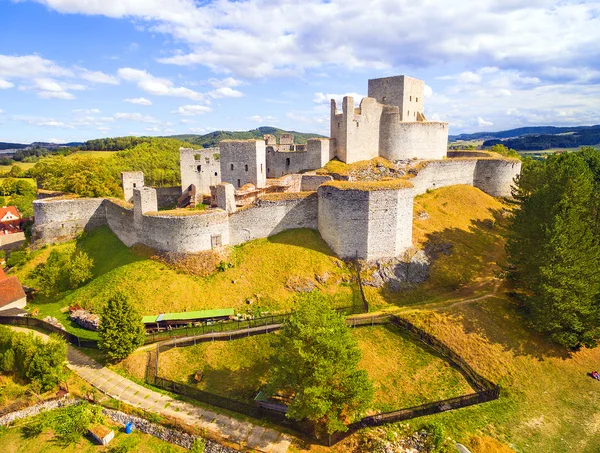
37;249;69;296
507;152;600;348
99;291;146;361
268;292;373;436
490;143;521;160
25;335;68;392
68;250;94;288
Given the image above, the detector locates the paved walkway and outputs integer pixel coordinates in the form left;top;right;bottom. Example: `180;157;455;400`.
9;326;290;453
66;347;291;452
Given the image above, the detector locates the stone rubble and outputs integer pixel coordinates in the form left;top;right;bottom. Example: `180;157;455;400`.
70;309;101;331
364;250;430;290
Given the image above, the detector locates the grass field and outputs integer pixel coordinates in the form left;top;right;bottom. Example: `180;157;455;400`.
140;324;472;412
0;162;36;173
386;296;600;453
14;227;359;339
363;185;509;310
0;412;186;453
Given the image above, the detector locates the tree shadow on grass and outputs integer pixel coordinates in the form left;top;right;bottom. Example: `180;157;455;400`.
266;228;336;257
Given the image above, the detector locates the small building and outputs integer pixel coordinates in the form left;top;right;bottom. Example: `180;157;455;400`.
142;308;235;330
0;266;27;313
89;425;114;445
0;206;22;234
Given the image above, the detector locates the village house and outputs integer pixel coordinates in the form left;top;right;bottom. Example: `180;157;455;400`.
0;266;27;315
0;206;23;235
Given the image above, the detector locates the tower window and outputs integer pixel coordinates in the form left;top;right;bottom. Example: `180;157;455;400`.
407;110;410;116
261;163;263;173
414;111;416;117
338;122;340;128
214;172;218;176
410;96;412;101
230;164;234;171
245;164;248;172
133;183;137;188
237;179;241;188
197;165;202;172
416;97;419;102
286;158;290;166
382;96;387;102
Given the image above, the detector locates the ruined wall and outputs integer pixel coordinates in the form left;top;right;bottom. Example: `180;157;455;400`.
228;193;318;245
379;116;448;161
266;138;332;178
155;186;182;209
317;185;414;260
409;158;520;197
300;174;333;191
474;159;521;197
32;198;106;246
219;140;266;189
140;211;230;253
368;75;425;122
121;172;144;203
104;200;138;247
180;147;221;200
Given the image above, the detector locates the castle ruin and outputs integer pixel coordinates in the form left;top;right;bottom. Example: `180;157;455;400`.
32;75;521;261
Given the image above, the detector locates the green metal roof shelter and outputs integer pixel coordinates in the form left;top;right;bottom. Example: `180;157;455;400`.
142;308;234;327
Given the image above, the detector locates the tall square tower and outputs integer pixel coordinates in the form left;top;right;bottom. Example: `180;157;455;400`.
368;75;425;122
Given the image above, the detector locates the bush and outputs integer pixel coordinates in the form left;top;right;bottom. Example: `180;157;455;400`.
190;438;207;453
6;250;29;268
37;248;94;296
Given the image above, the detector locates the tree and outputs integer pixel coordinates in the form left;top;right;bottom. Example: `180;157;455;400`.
490;143;521;160
507;152;600;348
25;335;68;392
267;292;373;436
68;250;94;288
99;291;146;361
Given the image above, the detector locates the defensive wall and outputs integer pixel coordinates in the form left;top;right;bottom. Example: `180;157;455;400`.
266;138;332;178
32;156;520;260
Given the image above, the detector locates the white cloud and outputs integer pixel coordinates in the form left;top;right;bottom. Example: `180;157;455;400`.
0;54;72;78
477;117;494;127
73;108;101;114
248;115;277;123
114;112;159;123
125;97;152;106
38;91;76;100
189;127;209;133
0;78;14;89
209;87;243;98
118;67;207;101
172;104;212;116
79;69;119;85
0;109;4;114
209;77;242;88
314;92;365;106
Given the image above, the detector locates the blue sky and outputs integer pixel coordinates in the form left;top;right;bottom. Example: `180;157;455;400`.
0;0;599;143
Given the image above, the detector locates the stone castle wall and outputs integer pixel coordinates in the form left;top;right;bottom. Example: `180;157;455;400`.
219;140;266;189
228;194;318;245
318;185;414;260
32;198;106;245
410;158;521;197
155;186;183;209
180;147;221;199
379;117;448;161
266;139;331;178
368;75;424;122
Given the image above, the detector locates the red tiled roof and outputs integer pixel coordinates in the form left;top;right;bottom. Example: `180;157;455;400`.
0;206;21;223
0;267;6;280
0;276;26;308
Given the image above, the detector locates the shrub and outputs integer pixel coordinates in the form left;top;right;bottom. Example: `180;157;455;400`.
190;438;207;453
99;291;146;361
6;250;28;268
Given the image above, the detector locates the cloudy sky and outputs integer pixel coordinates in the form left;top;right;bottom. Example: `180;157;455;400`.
0;0;599;143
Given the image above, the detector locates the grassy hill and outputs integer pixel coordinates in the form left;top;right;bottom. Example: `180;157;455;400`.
165;126;326;148
14;228;359;339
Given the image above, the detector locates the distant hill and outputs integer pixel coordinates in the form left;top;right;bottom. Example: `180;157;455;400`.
0;142;29;151
165;126;326;148
450;125;600;150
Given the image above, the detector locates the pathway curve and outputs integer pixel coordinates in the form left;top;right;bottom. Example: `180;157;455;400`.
8;327;290;453
66;347;291;453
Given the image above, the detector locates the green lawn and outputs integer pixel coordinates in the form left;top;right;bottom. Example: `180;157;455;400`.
144;324;473;412
15;226;359;339
0;412;186;453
